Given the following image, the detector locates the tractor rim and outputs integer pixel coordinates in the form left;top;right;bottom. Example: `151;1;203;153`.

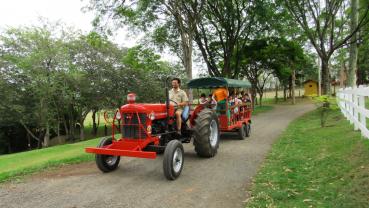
106;155;118;166
209;120;218;147
172;148;183;173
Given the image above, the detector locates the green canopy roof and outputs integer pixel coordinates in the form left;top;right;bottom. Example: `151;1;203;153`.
187;77;251;89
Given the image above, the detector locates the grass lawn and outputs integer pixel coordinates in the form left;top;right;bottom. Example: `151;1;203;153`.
0;138;101;182
253;105;274;115
246;109;369;208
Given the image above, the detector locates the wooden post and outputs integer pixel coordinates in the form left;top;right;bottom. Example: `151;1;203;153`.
353;87;359;130
358;86;366;134
348;87;353;124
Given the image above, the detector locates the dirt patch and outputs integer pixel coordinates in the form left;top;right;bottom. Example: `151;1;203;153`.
27;162;98;181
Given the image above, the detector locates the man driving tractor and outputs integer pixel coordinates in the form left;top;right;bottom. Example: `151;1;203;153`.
169;78;189;135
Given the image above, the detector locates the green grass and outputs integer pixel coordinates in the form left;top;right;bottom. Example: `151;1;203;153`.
0;138;101;183
246;109;369;208
253;105;274;115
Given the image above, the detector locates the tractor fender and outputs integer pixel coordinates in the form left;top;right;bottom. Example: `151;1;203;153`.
189;105;204;127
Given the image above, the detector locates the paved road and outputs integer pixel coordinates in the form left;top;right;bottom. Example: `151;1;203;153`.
0;103;315;208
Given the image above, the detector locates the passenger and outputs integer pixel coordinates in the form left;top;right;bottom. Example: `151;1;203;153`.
213;87;228;113
213;87;231;125
169;77;189;135
239;91;245;100
229;91;236;106
208;93;217;109
243;93;252;103
230;92;242;113
199;93;207;104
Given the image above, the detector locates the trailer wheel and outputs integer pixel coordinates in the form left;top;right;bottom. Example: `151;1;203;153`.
246;123;251;137
193;108;220;157
95;137;120;173
238;123;248;140
163;140;184;180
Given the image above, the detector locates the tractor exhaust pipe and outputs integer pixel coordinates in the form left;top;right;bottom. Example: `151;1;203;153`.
165;77;171;131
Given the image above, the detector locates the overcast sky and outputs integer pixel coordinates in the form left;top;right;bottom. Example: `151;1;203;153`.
0;0;138;47
0;0;199;76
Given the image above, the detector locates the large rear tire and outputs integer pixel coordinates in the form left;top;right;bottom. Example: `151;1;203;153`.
193;108;220;157
163;140;184;180
95;137;120;173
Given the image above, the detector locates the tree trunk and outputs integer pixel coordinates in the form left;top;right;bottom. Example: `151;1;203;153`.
27;132;31;150
37;131;43;149
288;78;292;98
183;35;193;103
339;62;346;88
63;118;69;137
92;109;98;136
43;122;50;147
251;87;257;109
275;80;278;103
80;123;84;140
259;93;263;106
292;70;296;104
283;86;287;101
69;120;75;142
348;0;359;87
321;58;331;95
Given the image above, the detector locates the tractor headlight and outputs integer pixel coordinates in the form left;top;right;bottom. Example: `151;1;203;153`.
116;111;121;120
127;93;136;103
149;111;155;120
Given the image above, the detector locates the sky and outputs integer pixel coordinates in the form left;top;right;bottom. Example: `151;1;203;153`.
0;0;199;76
0;0;138;47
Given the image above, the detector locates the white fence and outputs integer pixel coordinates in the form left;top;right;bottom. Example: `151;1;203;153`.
337;86;369;139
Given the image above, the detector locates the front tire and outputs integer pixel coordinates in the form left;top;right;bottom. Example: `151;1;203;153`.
95;137;120;173
193;108;220;157
163;140;184;180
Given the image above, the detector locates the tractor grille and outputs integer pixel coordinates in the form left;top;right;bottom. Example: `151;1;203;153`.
122;113;147;139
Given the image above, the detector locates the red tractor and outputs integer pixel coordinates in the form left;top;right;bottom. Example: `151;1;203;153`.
85;77;252;180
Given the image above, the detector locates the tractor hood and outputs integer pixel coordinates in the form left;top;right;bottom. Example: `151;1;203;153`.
120;103;175;119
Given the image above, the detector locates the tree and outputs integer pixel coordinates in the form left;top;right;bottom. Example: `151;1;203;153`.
348;0;359;86
283;0;369;94
239;37;308;105
193;0;263;78
357;0;369;85
122;45;185;102
86;0;201;101
67;32;125;138
0;24;71;147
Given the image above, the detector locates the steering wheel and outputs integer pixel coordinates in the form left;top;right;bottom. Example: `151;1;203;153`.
169;99;179;109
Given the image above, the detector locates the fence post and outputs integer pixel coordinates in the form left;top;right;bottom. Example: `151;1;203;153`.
338;90;344;116
353;87;359;130
348;87;353;124
346;89;350;120
358;86;366;135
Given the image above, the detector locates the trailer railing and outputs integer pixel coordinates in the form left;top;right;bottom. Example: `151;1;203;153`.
337;85;369;139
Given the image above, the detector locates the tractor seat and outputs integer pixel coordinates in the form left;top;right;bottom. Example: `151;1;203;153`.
181;106;190;122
